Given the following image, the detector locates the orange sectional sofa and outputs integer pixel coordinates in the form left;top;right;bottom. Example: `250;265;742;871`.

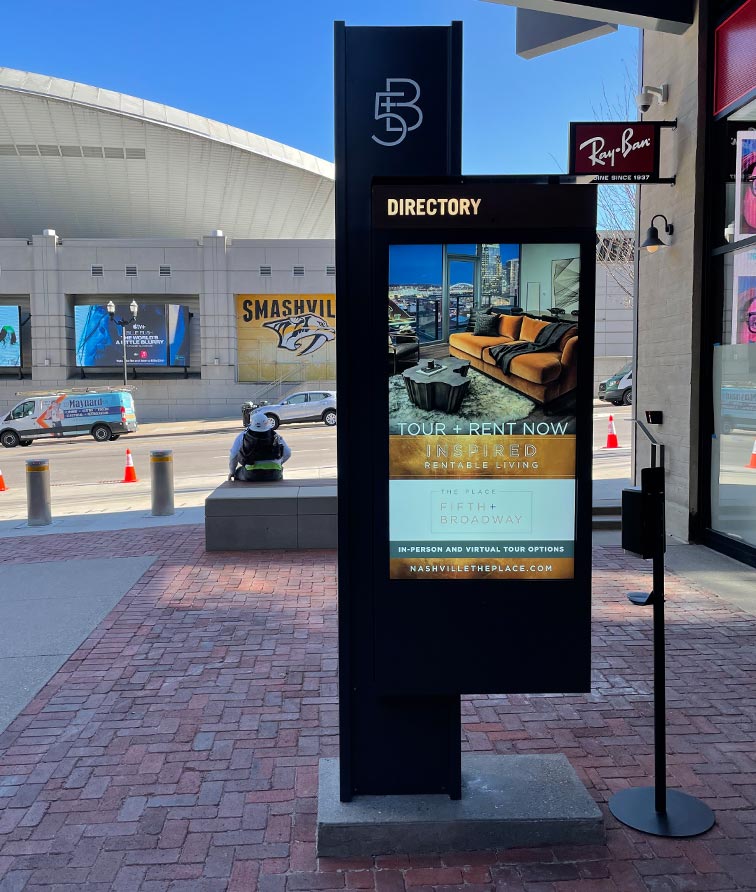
448;313;578;405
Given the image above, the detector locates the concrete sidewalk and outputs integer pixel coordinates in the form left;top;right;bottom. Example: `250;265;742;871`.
0;526;754;891
0;556;155;734
128;417;242;439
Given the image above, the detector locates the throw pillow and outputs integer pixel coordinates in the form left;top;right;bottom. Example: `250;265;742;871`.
473;313;500;337
498;314;524;339
520;315;550;342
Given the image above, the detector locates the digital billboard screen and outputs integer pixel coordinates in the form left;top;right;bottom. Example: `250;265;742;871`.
0;306;21;368
388;241;580;581
75;304;188;368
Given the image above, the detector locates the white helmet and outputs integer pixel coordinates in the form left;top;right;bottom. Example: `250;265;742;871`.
248;411;274;432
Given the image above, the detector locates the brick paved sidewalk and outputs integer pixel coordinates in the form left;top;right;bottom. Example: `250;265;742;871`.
0;528;754;892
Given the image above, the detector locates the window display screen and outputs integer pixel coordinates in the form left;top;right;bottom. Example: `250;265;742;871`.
734;131;756;241
0;306;21;368
388;242;580;580
74;304;188;367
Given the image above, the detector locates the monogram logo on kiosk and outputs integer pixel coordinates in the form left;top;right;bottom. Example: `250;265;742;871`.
372;78;423;147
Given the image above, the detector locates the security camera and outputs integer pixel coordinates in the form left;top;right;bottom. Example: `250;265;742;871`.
635;90;653;114
635;83;669;114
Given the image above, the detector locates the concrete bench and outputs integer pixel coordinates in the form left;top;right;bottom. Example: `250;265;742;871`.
205;479;337;551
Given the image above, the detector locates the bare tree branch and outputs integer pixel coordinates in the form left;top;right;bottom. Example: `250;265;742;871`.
591;54;639;305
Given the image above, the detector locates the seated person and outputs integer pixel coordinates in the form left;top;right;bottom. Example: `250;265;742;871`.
228;411;291;482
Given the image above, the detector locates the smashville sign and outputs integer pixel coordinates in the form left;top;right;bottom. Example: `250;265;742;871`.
235;294;336;383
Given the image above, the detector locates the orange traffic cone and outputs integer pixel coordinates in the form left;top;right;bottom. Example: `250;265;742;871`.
605;414;619;449
746;439;756;469
0;468;7;492
122;449;138;483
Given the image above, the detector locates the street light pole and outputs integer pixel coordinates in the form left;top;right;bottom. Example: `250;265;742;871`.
107;300;139;388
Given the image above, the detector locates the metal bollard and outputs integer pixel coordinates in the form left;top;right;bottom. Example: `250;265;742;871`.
150;450;175;516
26;458;52;526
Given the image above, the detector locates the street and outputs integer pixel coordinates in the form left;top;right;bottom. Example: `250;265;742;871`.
0;421;337;521
0;406;639;521
592;402;631;478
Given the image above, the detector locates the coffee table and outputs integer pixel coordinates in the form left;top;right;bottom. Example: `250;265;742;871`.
402;357;471;413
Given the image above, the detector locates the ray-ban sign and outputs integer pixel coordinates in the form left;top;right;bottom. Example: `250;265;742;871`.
569;121;675;184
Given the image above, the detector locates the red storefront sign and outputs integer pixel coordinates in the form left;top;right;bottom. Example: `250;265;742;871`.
714;0;756;117
569;121;673;183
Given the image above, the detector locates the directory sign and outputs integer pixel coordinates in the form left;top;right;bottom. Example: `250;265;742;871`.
0;306;21;367
370;178;596;697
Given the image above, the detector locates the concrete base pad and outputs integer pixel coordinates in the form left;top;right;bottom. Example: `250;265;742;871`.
205;480;337;551
317;754;604;857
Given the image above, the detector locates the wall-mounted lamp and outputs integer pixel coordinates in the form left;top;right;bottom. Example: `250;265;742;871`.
641;214;674;253
213;357;220;365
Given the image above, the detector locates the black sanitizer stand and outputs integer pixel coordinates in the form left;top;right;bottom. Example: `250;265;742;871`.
609;420;715;837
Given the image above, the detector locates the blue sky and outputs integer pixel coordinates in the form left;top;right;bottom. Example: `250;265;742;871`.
0;1;638;175
390;244;520;285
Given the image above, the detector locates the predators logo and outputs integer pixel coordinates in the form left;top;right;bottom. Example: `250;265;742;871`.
263;314;335;357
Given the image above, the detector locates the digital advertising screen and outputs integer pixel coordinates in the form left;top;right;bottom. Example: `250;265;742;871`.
167;304;190;366
74;304;172;367
0;306;21;368
388;240;580;581
731;247;756;346
735;131;756;241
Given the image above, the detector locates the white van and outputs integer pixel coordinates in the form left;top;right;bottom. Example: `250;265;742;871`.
0;389;138;447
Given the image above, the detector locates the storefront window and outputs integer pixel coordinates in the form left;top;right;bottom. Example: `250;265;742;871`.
703;1;756;560
711;246;756;549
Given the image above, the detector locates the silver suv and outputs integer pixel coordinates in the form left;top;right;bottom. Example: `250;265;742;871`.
262;391;336;428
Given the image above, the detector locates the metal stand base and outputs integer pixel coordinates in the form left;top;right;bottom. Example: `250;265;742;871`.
609;787;715;838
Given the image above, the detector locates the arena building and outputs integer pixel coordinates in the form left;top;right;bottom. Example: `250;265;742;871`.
0;67;336;421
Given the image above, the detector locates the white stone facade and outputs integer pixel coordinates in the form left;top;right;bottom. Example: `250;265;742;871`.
636;11;705;541
0;234;335;422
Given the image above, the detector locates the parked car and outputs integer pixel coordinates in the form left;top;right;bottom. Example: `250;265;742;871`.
260;391;336;428
598;362;633;406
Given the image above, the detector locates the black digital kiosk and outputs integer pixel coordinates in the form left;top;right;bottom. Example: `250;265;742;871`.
337;176;597;801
